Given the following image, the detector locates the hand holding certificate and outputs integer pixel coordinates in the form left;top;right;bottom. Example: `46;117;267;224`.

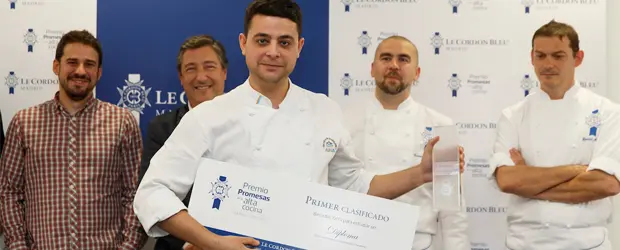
187;159;422;250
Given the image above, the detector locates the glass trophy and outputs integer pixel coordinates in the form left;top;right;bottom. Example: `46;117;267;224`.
431;125;462;211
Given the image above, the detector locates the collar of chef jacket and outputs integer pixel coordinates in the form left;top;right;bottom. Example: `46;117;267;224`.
237;78;310;113
367;94;416;112
535;81;581;102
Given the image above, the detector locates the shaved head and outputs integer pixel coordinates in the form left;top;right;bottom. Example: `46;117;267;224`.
371;35;420;96
375;35;419;63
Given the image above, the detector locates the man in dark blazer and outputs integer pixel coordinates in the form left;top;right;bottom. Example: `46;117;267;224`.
139;35;228;250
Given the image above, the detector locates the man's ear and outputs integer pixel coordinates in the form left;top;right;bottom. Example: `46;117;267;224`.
574;50;584;67
297;37;305;58
97;67;102;81
53;59;60;76
239;33;247;56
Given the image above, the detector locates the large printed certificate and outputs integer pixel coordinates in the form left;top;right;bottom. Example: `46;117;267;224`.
188;159;421;250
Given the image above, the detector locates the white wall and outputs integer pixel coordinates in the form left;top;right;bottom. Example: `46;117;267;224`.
606;0;620;248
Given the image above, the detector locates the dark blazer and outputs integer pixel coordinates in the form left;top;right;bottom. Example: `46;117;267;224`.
0;110;4;156
139;105;192;250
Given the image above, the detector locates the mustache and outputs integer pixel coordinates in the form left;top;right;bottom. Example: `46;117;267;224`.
68;74;91;81
384;71;401;79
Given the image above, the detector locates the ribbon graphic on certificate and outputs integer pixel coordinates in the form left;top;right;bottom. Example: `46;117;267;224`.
210;176;231;209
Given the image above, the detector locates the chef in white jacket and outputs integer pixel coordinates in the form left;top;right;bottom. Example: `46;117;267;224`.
488;20;620;250
133;1;464;250
343;36;470;250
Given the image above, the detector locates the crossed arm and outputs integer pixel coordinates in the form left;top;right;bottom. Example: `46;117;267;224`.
495;149;620;204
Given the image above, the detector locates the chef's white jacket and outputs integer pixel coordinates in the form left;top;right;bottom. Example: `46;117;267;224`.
488;84;620;250
343;96;470;250
133;79;376;237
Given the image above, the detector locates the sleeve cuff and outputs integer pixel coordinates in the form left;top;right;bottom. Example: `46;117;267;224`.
357;169;375;194
587;156;620;181
133;188;187;238
487;152;513;190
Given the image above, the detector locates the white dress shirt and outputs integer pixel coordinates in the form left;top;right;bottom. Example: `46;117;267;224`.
133;79;375;237
343;96;470;250
488;84;620;250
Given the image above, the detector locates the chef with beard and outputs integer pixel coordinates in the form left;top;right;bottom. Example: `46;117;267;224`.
342;35;470;250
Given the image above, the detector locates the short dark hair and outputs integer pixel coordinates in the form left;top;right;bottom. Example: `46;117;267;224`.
532;20;580;57
176;35;229;73
244;0;302;38
55;30;103;67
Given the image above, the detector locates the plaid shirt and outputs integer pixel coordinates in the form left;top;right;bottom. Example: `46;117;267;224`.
0;93;148;249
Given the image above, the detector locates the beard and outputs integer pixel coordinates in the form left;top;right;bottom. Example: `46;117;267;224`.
377;76;409;95
60;73;96;101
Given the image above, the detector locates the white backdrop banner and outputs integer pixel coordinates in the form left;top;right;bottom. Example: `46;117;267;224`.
0;0;97;134
329;1;606;249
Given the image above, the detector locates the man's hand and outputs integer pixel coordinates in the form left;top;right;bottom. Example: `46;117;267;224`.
458;146;465;173
183;236;260;250
420;136;465;183
509;148;526;165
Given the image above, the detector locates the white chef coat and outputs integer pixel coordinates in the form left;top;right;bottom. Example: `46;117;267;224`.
343;96;470;250
488;84;620;250
133;79;376;237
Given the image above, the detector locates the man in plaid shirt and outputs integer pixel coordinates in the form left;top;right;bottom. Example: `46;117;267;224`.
0;110;4;155
0;30;148;249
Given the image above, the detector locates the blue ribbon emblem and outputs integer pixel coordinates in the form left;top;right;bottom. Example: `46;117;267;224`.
25;29;35;52
211;176;230;210
589;109;599;136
